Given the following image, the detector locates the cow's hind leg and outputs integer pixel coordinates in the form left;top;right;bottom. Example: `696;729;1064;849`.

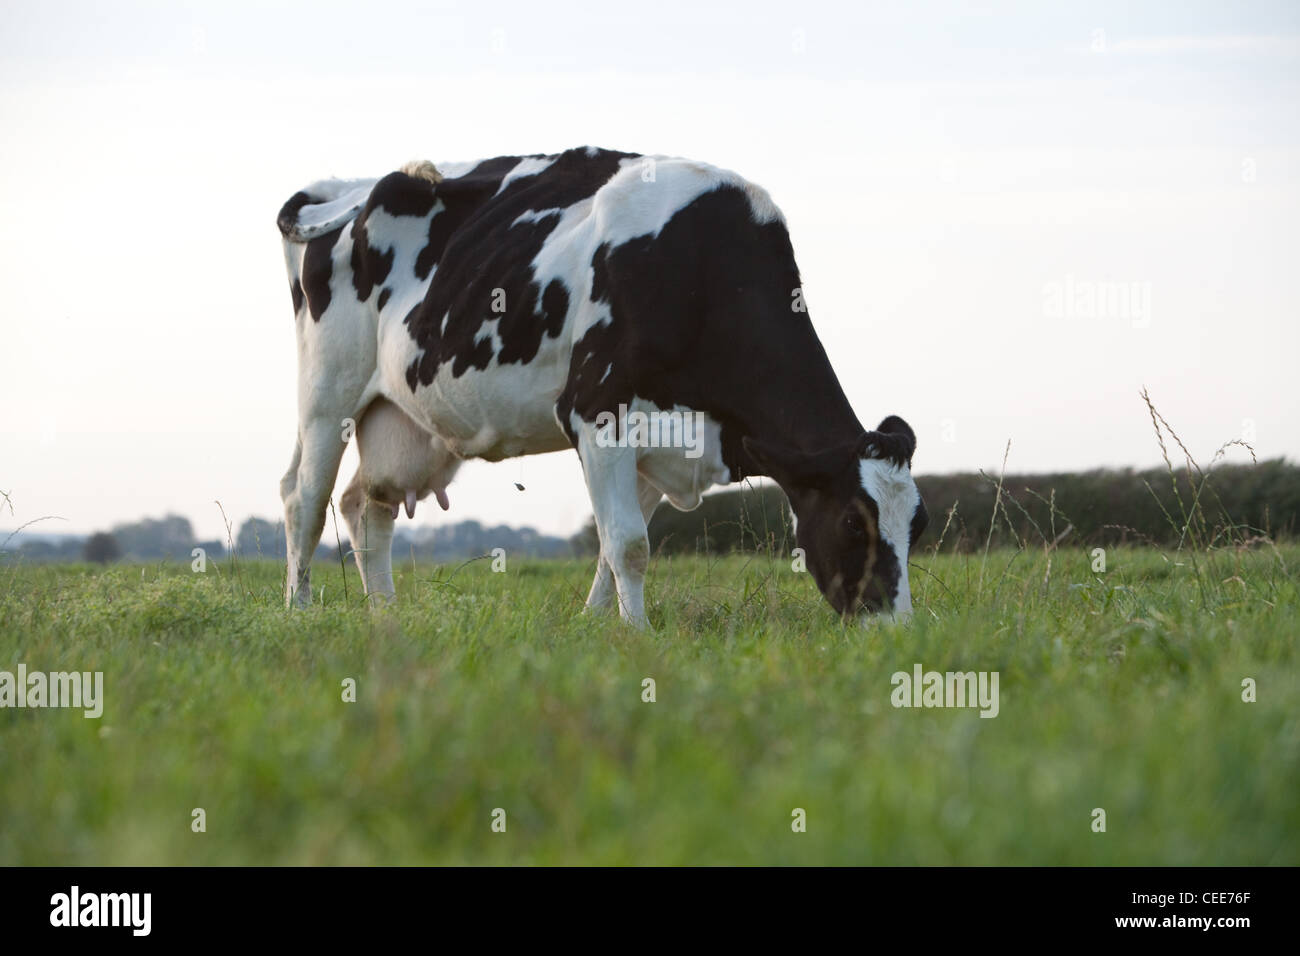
586;476;662;613
282;414;353;607
340;467;397;605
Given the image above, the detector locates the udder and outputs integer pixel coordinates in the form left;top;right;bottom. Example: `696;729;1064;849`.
635;409;731;510
353;398;461;518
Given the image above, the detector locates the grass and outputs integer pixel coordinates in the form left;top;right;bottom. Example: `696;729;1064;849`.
0;544;1296;865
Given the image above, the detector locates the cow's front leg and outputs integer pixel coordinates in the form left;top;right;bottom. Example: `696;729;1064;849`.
586;475;662;613
575;425;653;627
340;467;397;605
282;416;350;607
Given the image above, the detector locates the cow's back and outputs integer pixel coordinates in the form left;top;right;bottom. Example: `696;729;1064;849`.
278;147;798;467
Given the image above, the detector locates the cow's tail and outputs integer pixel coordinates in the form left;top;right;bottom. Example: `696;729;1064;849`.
277;162;443;243
275;179;370;243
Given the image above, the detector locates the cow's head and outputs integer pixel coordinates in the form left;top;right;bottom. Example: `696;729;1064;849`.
744;416;927;619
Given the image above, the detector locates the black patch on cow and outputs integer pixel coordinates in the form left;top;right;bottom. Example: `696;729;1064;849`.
402;147;636;387
402;304;424;391
859;493;904;608
557;185;864;472
301;227;341;322
833;487;904;612
910;495;929;548
377;287;391;312
370;170;438;218
290;278;304;316
349;215;394;303
540;280;570;339
590;242;612;302
414;156;524;281
452;332;494;377
276;191;312;237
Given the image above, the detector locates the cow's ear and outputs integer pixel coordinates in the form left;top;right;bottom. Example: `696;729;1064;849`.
861;416;916;466
743;435;856;488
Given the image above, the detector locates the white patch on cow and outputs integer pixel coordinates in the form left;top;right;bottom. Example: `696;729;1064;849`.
590;157;786;246
385;293;573;461
740;180;783;225
496;155;558;195
858;457;919;616
364;203;442;312
527;199;598;301
511;208;562;229
428;159;480;180
282;242;304;309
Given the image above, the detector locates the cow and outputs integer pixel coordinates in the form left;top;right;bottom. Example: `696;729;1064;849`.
277;147;927;625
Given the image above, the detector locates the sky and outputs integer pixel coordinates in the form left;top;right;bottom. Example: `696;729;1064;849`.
1;0;1298;542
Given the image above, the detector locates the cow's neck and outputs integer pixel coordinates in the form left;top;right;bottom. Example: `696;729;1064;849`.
719;322;865;481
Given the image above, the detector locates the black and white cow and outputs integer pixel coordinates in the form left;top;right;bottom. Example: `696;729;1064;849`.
277;147;927;624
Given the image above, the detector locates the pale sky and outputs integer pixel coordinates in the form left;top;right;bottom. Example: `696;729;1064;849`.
2;0;1298;542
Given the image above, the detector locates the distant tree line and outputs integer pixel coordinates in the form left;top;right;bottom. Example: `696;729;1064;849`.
4;513;579;565
635;458;1300;556
912;458;1298;552
6;459;1294;565
235;516;578;562
3;514;227;565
